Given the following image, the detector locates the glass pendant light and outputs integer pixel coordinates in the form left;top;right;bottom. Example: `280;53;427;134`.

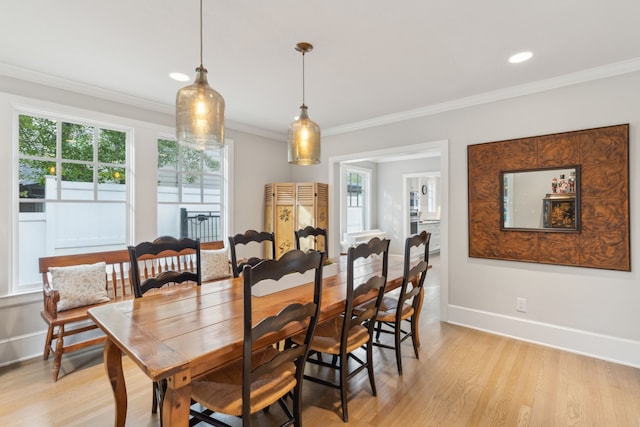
176;0;225;150
288;42;320;165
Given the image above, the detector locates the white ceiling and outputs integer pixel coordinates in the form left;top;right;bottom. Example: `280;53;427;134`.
2;0;640;139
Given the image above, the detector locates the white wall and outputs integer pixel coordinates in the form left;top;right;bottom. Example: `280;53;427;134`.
227;130;291;261
294;71;640;367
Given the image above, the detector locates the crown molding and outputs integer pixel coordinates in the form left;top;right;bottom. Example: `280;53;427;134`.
323;57;640;136
3;58;640;140
0;62;173;114
224;119;285;141
0;62;285;140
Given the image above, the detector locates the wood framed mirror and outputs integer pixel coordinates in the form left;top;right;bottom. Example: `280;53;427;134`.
468;124;629;271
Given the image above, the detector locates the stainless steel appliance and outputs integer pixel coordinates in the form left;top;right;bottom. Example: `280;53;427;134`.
409;191;419;211
409;191;419;234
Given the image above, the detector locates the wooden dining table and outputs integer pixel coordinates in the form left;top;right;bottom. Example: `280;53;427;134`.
88;254;415;427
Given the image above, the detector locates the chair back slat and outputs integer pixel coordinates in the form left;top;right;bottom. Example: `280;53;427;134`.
228;230;276;277
398;231;431;309
295;226;329;257
128;236;202;298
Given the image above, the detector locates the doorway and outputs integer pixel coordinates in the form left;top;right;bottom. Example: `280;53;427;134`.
328;139;449;322
403;172;441;241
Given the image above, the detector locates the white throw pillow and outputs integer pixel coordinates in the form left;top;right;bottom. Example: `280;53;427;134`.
201;248;231;281
50;262;110;311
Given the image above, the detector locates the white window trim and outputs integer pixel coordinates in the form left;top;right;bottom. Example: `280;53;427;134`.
340;164;372;237
9;99;139;295
156;134;234;244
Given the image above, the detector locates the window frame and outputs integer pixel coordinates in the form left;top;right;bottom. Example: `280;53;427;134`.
341;164;372;235
156;134;233;244
13;107;132;293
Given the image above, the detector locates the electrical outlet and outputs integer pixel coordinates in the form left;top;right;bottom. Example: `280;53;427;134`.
516;297;527;313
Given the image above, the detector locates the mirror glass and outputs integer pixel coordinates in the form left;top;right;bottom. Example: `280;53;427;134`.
501;166;580;231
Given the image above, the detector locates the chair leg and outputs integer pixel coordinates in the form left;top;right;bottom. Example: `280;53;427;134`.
412;289;424;350
394;321;403;375
340;351;349;422
151;383;158;414
366;339;377;397
375;320;382;340
158;380;168;427
52;325;64;381
43;325;54;360
410;317;420;359
292;384;302;427
152;380;168;427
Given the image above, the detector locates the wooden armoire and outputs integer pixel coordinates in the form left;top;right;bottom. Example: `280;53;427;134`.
264;182;328;259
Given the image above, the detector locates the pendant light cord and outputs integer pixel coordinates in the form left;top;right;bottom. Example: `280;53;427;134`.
199;0;204;68
301;50;306;106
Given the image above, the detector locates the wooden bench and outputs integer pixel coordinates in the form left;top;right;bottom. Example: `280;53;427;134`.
39;240;225;381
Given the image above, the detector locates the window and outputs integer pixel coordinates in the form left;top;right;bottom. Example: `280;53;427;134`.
157;138;229;242
425;179;439;217
17;112;129;290
344;166;371;233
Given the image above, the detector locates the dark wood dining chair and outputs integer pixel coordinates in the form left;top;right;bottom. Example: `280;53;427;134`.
189;249;325;427
366;231;430;375
292;237;389;422
128;235;202;298
295;226;328;257
127;235;202;424
228;229;276;277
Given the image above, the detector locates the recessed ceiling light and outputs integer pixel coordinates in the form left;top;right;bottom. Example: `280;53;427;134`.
169;72;190;82
509;51;533;64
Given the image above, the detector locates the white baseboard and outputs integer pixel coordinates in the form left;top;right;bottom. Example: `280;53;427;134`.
448;305;640;368
0;323;103;367
0;330;46;367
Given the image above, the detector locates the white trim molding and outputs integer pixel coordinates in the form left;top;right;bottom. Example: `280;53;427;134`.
324;58;640;136
448;304;640;369
0;330;46;367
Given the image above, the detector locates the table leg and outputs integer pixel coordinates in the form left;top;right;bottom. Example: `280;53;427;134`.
103;338;127;427
162;369;192;427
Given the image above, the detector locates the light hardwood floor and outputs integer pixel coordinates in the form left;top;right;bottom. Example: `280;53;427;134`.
2;254;640;427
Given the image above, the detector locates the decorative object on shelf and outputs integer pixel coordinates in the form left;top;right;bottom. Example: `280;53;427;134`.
264;182;328;258
176;0;225;151
558;174;569;193
543;194;576;228
569;171;576;193
288;42;321;165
